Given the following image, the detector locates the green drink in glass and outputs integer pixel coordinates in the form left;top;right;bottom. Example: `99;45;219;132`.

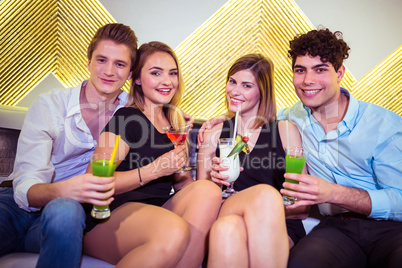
283;146;306;205
90;153;117;219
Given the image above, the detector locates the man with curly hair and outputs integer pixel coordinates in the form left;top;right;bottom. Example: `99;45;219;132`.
279;28;402;267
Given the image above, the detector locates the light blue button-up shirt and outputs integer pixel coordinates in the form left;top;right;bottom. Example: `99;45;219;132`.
11;81;128;211
278;88;402;221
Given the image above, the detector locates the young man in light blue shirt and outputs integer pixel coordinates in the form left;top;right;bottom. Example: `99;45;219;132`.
279;28;402;267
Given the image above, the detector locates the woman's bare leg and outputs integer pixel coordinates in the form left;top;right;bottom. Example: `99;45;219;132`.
84;202;190;268
208;214;248;267
163;180;222;268
209;184;289;268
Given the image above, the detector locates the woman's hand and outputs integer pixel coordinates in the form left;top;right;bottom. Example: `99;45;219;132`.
210;157;244;186
197;115;228;148
210;157;229;186
153;145;188;176
182;111;194;125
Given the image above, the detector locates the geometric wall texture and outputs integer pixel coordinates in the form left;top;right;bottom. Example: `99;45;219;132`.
1;0;401;118
0;0;116;106
176;0;400;118
353;44;402;115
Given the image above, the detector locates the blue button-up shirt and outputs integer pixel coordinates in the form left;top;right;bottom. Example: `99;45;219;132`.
278;88;402;221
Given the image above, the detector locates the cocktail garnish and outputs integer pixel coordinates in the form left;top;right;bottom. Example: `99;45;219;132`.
227;133;251;157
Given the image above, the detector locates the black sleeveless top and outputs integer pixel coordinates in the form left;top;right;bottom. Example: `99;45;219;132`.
104;107;175;202
219;118;306;244
84;107;175;232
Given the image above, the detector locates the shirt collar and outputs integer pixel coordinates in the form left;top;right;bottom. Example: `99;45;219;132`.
66;80;129;118
299;87;359;135
115;90;129;110
339;87;359;131
66;80;86;118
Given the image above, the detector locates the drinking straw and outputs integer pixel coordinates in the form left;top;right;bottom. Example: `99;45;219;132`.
286;120;289;153
233;111;239;142
109;135;121;165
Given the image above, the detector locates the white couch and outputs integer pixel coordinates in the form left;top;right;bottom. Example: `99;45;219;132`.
0;105;321;267
0;253;114;268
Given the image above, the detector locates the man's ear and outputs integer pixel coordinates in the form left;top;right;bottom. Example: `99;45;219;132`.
127;71;132;80
87;61;91;71
337;65;345;83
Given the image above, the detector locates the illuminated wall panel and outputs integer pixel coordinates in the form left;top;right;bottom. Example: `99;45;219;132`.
176;0;356;119
0;0;116;106
353;45;402;115
0;0;400;117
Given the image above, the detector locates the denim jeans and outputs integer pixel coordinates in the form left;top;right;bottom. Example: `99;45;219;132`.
0;187;86;268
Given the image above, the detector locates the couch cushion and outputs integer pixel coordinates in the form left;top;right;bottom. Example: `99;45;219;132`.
188;119;205;179
0;105;28;130
0;128;20;179
0;252;115;268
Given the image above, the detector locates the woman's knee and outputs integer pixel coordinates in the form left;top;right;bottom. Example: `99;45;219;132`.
190;180;222;207
152;216;190;257
244;184;283;210
211;215;245;239
193;180;222;197
177;180;222;211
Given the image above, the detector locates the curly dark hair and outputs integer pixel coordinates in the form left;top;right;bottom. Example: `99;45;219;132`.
288;29;350;71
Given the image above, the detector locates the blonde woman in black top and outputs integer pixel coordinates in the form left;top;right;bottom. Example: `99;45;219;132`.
84;42;222;268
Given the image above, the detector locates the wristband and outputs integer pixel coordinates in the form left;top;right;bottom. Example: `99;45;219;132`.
138;168;144;187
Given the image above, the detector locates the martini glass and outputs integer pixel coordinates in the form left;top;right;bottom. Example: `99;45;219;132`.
162;123;192;173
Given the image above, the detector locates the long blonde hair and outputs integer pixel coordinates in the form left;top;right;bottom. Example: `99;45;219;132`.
127;41;185;126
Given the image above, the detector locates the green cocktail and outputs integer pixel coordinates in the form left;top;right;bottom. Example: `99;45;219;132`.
90;153;117;219
283;147;306;205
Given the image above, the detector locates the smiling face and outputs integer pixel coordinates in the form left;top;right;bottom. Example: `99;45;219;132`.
87;39;132;99
226;69;261;118
135;51;178;108
293;54;345;112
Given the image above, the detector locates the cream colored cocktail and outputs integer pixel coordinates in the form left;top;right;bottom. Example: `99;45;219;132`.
219;138;240;197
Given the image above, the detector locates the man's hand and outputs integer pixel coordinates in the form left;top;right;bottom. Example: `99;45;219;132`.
281;173;372;215
197;115;228;148
59;174;116;206
280;173;333;209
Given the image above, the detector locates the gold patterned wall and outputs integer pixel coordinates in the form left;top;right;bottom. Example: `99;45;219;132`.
353;45;402;115
177;0;399;118
0;0;116;106
0;0;401;117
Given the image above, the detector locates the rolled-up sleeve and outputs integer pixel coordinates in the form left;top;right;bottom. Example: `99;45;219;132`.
12;96;56;212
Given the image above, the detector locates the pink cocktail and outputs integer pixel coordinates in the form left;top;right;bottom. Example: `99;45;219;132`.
162;123;192;172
